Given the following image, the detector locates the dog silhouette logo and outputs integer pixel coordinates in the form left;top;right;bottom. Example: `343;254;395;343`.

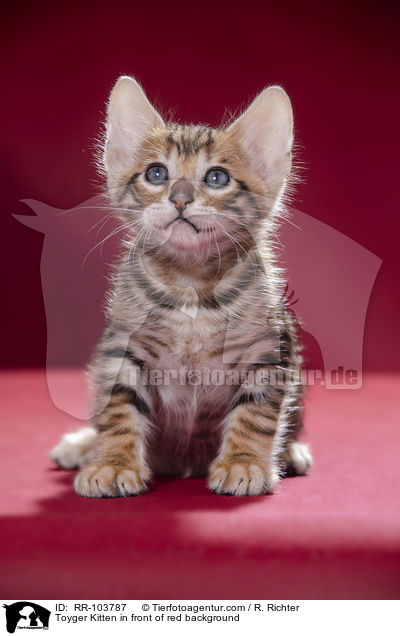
3;602;50;633
15;196;382;400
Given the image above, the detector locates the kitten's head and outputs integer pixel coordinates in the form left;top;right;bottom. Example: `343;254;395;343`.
103;76;293;263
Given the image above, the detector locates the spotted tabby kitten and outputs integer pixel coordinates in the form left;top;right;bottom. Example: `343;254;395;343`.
51;76;312;496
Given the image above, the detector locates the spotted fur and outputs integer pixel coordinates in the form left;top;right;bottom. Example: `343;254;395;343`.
51;76;312;496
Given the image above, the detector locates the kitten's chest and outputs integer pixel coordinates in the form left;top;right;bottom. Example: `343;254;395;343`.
147;310;232;414
156;310;227;369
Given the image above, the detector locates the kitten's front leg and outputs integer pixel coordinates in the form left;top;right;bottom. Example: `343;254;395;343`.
75;384;152;498
208;389;283;496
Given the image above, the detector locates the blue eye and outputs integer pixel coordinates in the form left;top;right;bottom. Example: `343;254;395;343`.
145;164;168;185
204;168;230;189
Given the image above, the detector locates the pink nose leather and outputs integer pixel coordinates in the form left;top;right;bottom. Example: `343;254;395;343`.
168;180;194;212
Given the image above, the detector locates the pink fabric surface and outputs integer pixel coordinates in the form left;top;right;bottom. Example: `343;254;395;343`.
0;370;399;599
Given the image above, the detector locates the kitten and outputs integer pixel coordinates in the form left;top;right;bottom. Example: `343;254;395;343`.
51;76;312;496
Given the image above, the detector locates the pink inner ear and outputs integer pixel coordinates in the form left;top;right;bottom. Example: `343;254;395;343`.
228;87;293;179
230;118;292;181
242;137;283;179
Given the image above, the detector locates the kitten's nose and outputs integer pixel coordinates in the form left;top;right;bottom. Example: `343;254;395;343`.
169;180;194;212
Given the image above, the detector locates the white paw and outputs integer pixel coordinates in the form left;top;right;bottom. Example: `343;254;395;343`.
74;463;151;498
50;427;97;469
286;441;313;475
208;461;280;496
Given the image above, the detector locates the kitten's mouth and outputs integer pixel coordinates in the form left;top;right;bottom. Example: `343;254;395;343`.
165;216;200;233
154;217;216;251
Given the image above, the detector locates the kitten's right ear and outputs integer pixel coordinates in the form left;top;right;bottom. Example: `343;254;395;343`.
104;76;164;176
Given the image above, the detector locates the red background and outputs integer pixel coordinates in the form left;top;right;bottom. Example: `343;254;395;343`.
2;0;399;370
1;2;399;602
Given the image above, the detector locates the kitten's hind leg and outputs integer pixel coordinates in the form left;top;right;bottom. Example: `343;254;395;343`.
282;440;313;476
50;427;98;470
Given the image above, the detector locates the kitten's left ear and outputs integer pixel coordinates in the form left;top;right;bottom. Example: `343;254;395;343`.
227;86;293;179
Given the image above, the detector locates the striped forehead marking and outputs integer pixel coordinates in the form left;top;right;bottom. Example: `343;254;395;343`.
166;126;215;157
